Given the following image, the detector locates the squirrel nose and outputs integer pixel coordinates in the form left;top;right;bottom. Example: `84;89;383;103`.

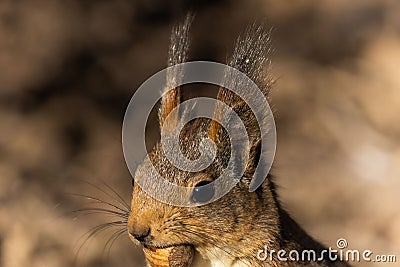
129;227;151;243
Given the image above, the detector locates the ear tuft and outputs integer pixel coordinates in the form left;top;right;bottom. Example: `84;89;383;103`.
159;13;194;133
208;24;274;184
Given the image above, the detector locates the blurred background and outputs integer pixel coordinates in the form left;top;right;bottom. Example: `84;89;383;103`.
0;0;399;266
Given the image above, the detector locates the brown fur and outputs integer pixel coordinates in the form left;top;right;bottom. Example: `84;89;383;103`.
128;15;351;267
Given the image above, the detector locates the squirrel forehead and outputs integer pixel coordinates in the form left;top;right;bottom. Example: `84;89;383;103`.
133;117;229;187
134;142;212;187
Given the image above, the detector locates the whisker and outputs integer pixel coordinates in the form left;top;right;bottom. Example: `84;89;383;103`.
67;178;131;265
74;179;129;212
99;179;130;210
71;207;129;219
74;221;127;261
103;228;127;259
67;193;129;213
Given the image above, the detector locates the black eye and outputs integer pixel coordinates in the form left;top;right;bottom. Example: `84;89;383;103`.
190;181;215;204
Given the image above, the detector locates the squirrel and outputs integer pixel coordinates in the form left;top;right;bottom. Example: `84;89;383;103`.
127;14;351;267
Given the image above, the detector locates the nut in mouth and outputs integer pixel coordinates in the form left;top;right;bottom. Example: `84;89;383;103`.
143;244;195;267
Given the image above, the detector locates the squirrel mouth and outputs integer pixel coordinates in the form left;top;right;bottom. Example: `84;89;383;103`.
144;243;193;250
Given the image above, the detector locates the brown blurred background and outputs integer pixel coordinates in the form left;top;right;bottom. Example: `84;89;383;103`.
0;0;399;266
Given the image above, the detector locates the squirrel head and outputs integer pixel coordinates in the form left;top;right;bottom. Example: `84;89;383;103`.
127;15;278;254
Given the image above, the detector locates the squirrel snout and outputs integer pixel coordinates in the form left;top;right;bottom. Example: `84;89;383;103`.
128;203;155;244
128;225;151;243
128;214;151;243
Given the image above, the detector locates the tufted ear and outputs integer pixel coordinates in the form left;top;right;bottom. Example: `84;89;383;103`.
208;25;274;185
158;14;193;133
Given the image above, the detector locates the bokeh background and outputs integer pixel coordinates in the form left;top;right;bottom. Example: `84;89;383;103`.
1;0;399;266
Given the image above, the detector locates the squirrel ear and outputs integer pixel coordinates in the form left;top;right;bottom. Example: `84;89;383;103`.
208;24;273;185
158;14;193;133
